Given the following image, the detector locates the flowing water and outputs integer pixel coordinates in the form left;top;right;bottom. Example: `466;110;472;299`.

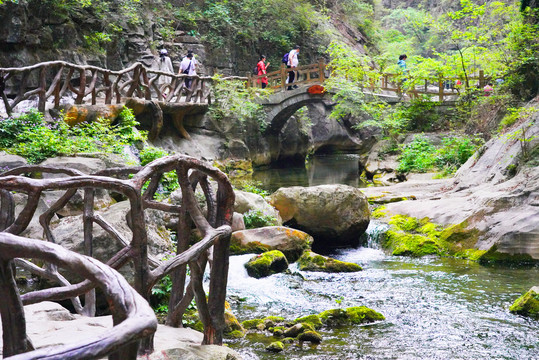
224;154;539;359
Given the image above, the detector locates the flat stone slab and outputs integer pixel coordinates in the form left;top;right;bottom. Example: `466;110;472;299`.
0;301;241;359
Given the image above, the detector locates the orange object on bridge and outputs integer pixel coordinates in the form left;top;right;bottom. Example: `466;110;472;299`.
308;84;326;94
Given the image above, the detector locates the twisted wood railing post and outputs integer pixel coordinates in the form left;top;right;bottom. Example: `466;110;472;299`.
0;258;34;357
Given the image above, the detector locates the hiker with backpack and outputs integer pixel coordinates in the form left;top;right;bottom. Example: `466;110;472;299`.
179;51;197;89
256;55;270;89
286;45;300;90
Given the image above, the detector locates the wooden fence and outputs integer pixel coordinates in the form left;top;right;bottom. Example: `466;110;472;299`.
0;60;492;115
377;70;491;102
248;59;326;91
0;61;216;115
248;59;490;102
0;155;235;357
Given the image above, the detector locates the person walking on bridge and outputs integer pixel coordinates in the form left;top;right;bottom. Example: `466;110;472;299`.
287;45;300;90
257;55;270;89
179;51;197;90
154;49;174;96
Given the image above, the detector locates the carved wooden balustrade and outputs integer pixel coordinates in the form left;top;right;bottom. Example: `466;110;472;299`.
0;232;158;360
0;154;235;356
0;61;216;115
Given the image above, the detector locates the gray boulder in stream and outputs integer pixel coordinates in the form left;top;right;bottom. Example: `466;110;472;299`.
268;184;370;248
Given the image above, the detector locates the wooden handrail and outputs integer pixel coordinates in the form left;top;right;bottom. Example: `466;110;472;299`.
0;60;492;113
0;154;235;353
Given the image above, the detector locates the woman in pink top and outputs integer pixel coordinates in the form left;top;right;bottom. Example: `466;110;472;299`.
257;55;270;89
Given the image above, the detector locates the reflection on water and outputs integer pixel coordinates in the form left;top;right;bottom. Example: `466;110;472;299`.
252;154;369;193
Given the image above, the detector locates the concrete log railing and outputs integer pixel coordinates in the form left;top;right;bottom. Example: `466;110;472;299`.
0;232;158;360
0;154;235;354
0;61;216;115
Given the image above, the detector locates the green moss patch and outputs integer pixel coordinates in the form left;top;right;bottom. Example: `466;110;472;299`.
266;341;284;352
230;239;271;255
509;288;539;319
319;306;385;326
478;245;536;265
294;314;323;329
244;250;289;278
381;214;486;260
297;251;362;272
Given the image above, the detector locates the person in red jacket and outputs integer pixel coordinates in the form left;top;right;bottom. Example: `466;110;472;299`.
257;55;270;89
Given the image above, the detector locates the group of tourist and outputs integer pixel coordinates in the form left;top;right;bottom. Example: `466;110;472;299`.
154;45;302;92
255;45;301;90
154;49;197;90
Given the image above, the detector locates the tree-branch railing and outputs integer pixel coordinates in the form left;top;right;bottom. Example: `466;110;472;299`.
247;58;327;91
0;60;492;114
0;232;158;360
0;61;217;115
0;154;235;356
374;70;490;101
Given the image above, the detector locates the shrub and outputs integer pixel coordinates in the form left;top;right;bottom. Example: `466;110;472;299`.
397;134;483;174
1;107;145;164
233;179;269;198
138;146;179;197
434;136;484;173
243;209;279;229
209;76;269;132
396;135;436;173
0;109;44;149
139;146;169;166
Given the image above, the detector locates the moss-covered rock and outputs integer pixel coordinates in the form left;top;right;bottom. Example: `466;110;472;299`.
297;250;362;272
283;323;314;337
224;309;246;338
509;287;539;319
241;318;263;330
297;330;323;344
294;314;323;329
269;326;285;336
244;250;289;278
384;230;445;257
319;306;385;326
346;306;385;324
231;226;313;262
266;341;284;352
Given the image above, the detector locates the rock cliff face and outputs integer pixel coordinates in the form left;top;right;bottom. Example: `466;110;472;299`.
363;108;539;262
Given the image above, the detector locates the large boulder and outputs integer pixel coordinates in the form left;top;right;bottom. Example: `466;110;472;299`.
363;116;539;263
40;156;108;176
50;201;172;284
0;153;28;171
231;226;313;262
268;184;370;248
234;190;282;225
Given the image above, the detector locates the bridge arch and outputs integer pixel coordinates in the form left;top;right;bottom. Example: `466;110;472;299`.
259;86;335;135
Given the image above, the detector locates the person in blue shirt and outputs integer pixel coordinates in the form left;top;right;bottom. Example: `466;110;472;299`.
398;54;407;71
398;54;408;88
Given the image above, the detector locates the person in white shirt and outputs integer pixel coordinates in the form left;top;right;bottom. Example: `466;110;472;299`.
156;48;174;85
287;45;300;90
179;51;197;89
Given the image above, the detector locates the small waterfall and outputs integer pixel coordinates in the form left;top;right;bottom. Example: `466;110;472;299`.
364;220;389;249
